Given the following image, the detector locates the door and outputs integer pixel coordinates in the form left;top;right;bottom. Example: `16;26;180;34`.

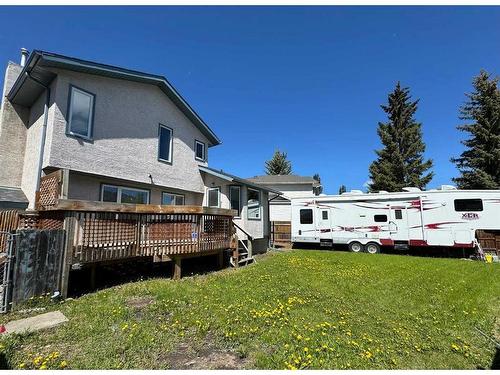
389;206;409;242
317;208;333;240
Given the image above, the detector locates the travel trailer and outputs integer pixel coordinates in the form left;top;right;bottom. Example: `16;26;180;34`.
291;186;500;254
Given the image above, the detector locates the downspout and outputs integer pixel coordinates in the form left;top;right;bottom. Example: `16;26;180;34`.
26;72;51;203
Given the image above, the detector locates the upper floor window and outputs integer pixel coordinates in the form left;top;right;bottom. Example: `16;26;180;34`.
67;86;95;139
158;124;173;163
101;184;149;204
195;140;206;161
229;186;241;217
207;187;220;208
247;188;261;220
162;192;185;205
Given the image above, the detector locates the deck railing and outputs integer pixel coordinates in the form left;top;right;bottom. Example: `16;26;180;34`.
35;199;237;264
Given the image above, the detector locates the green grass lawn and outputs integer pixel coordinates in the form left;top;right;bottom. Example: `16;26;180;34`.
1;250;499;370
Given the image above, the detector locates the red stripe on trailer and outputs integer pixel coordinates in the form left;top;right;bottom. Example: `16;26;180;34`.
453;242;475;248
409;239;428;246
380;238;394;246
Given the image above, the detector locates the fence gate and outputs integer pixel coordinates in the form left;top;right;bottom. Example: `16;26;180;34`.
271;221;292;248
0;231;16;313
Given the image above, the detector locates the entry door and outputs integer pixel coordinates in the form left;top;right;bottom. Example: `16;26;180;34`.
317;208;333;239
389;206;409;241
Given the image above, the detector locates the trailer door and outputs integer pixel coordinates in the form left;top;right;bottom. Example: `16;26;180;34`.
389;206;409;242
317;208;333;240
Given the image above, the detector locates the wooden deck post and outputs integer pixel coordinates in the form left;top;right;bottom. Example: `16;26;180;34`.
172;257;182;280
218;251;224;269
90;264;96;290
60;213;76;298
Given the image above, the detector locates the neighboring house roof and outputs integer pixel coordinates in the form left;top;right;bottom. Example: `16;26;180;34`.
199;166;282;194
247;175;320;186
7;50;221;146
0;186;28;209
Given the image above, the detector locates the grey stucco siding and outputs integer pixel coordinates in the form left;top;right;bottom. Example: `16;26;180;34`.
0;63;29;188
46;69;211;195
201;173;269;240
67;171;203;205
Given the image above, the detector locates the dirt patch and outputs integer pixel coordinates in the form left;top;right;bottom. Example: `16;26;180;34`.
126;296;154;319
163;335;248;369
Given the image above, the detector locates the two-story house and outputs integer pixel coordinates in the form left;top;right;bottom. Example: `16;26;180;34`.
0;49;276;253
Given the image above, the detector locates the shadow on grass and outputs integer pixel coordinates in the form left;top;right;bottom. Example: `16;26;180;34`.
68;252;230;297
492;348;500;370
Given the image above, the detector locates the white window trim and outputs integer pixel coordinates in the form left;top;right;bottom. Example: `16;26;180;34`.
101;184;150;204
158;124;173;163
229;185;241;217
247;187;261;220
195;140;206;162
67;86;95;140
162;192;185;205
207;187;220;208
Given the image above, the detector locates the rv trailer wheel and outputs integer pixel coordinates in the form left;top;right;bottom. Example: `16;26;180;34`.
365;242;380;254
348;242;363;253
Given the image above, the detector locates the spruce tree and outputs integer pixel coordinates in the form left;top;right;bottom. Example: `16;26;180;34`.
265;149;292;175
368;82;433;192
451;71;500;189
313;173;323;195
338;184;347;195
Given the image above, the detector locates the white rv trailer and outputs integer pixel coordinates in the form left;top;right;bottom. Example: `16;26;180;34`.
291;186;500;254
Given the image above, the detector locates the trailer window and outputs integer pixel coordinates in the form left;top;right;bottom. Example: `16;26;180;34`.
454;199;483;212
300;209;313;224
395;210;403;220
374;214;387;223
322;210;328;220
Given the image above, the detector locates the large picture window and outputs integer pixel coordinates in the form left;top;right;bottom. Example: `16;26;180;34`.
101;184;149;204
67;86;95;139
247;188;261;220
158;124;173;163
229;186;241;216
207;188;220;208
162;192;185;205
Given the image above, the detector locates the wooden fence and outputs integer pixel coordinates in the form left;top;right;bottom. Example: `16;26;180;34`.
0;210;19;252
271;221;291;247
477;230;500;255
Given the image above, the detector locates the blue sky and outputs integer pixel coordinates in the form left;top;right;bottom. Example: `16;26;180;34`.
0;6;499;194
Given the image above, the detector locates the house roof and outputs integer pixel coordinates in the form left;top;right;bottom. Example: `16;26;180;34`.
7;50;221;146
246;175;320;186
0;186;28;209
199;166;282;194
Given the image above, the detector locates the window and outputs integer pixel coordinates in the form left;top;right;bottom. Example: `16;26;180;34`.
300;209;313;224
207;188;220;208
67;86;95;139
454;199;483;212
195;140;206;161
158;124;173;162
374;214;388;223
229;186;241;216
322;210;329;220
162;192;185;205
247;188;261;220
395;209;403;220
101;184;149;204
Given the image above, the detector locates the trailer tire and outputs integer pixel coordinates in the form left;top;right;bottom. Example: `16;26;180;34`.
365;242;380;254
348;242;364;253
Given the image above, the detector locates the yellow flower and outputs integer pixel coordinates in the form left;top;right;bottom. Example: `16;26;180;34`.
60;361;68;368
18;363;26;369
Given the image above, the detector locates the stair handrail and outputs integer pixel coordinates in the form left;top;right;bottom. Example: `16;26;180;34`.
232;220;253;241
